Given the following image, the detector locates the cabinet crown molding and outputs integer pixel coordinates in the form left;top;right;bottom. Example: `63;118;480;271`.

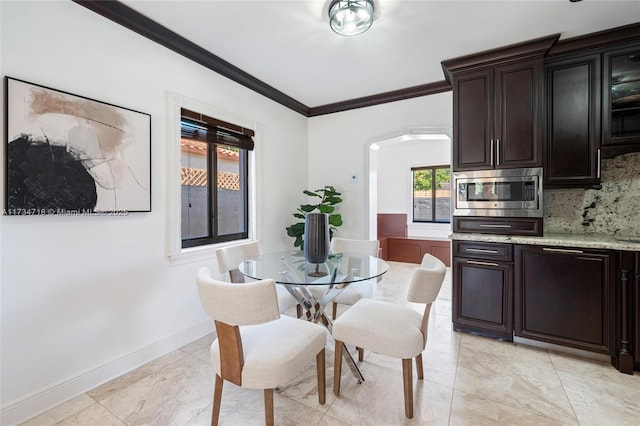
441;34;561;83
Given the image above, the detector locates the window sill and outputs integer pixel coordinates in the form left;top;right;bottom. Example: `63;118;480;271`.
168;239;252;266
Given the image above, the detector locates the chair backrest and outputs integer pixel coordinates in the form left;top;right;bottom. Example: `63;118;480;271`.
215;241;262;282
330;237;380;257
406;254;446;305
196;267;280;326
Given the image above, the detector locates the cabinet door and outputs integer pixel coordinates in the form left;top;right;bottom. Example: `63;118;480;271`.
453;68;494;171
603;45;640;147
495;60;543;168
635;252;640;368
544;54;601;188
453;256;513;340
514;245;615;354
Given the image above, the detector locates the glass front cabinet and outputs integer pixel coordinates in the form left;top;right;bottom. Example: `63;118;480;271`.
604;45;640;146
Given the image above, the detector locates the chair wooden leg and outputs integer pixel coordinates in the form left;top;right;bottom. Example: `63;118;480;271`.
296;304;302;318
317;348;326;404
357;347;364;362
333;341;343;396
332;302;338;320
402;358;414;419
416;353;424;380
264;389;274;426
212;374;223;426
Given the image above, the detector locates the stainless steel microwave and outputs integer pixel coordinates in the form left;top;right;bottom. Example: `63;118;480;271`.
453;167;543;218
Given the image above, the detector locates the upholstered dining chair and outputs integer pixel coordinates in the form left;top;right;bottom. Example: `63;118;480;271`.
331;253;446;419
215;241;301;316
196;267;327;426
329;237;380;320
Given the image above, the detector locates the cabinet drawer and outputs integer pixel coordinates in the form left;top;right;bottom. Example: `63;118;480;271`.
453;240;513;262
453;217;543;237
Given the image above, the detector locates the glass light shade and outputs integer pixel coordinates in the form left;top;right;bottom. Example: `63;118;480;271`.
329;0;374;36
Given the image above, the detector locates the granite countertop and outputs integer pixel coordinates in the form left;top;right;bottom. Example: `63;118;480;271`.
450;232;640;251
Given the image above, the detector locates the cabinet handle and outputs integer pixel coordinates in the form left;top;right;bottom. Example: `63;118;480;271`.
465;248;499;254
496;139;500;165
490;139;494;166
479;224;512;228
466;260;499;267
542;247;584;254
597;148;601;178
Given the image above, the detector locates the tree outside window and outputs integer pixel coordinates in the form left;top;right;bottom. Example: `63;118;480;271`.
412;166;451;223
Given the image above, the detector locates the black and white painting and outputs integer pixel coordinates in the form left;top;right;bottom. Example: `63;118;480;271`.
4;77;151;215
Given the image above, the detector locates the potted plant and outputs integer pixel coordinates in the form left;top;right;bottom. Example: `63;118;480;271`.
285;185;343;250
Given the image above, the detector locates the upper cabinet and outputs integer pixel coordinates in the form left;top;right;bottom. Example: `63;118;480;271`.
544;53;601;188
544;24;640;175
443;35;559;172
603;45;640;148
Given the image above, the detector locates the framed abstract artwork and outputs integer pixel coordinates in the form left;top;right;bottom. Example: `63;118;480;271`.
4;77;151;215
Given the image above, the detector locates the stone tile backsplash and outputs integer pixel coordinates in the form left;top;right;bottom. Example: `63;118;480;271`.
544;152;640;237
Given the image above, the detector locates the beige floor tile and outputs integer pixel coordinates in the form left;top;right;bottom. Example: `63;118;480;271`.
455;334;577;423
21;394;97;426
450;389;577;426
21;262;640;426
556;369;640;425
94;352;214;425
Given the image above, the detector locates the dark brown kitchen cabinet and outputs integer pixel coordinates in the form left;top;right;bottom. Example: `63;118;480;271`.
453;241;513;340
544;54;602;188
615;251;640;374
635;252;640;370
514;245;615;355
603;45;640;150
452;60;543;171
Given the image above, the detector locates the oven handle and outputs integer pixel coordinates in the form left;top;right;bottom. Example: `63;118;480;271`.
479;224;512;228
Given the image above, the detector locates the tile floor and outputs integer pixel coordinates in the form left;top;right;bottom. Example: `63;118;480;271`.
22;261;640;426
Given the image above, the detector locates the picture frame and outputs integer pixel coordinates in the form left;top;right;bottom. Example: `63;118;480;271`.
4;77;151;215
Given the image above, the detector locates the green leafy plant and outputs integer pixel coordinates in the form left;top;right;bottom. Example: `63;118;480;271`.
285;185;343;249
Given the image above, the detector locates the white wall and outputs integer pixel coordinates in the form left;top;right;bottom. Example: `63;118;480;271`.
377;138;452;239
377;138;450;213
308;92;453;240
0;2;308;422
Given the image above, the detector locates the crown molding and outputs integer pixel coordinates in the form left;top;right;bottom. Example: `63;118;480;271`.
546;22;640;57
308;81;452;117
72;0;310;116
441;34;561;83
73;0;455;117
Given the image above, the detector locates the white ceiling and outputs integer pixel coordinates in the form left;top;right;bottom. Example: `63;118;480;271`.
120;0;640;108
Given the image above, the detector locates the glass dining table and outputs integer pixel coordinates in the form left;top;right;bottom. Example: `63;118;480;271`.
238;250;390;383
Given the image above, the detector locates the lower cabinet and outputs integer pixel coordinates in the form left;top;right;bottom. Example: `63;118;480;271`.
616;251;640;373
635;253;640;370
514;245;615;355
453;241;513;340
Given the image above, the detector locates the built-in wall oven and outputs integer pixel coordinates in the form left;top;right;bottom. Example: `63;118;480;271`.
453;167;543;218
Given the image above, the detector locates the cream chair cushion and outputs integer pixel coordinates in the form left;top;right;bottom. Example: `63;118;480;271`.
332;298;423;359
331;280;375;305
407;254;447;304
330;237;380;306
215;241;299;313
210;316;327;389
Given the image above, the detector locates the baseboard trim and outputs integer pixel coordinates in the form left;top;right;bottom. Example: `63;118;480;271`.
1;320;215;426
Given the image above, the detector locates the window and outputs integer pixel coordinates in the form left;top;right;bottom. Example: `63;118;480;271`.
180;108;253;248
412;166;451;223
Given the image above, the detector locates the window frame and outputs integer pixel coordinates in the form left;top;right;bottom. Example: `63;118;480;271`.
411;165;451;224
180;114;251;249
166;93;257;265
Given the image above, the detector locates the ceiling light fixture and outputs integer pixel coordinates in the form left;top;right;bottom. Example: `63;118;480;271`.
329;0;374;36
